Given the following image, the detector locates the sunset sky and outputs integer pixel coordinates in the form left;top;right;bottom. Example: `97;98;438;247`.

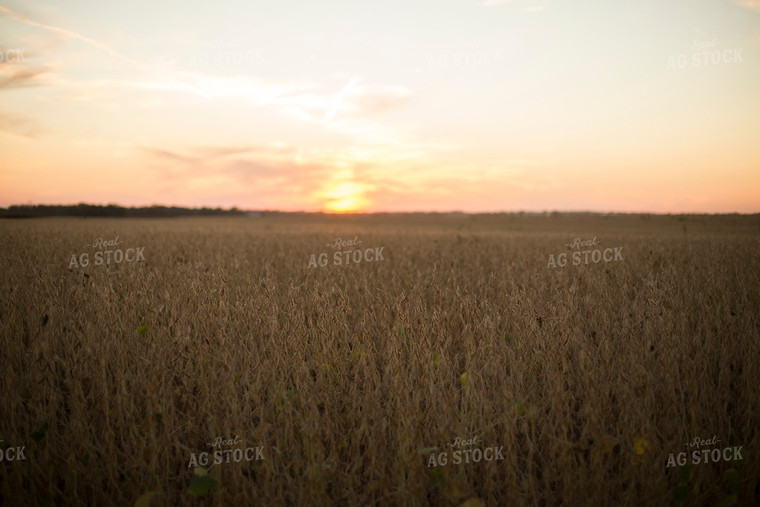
1;0;759;213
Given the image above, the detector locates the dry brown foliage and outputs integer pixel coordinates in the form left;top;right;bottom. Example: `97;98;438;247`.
0;214;758;506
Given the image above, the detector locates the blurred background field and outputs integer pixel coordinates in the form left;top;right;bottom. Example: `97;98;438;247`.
0;213;758;506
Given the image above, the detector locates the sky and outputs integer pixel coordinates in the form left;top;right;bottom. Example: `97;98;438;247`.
0;0;759;213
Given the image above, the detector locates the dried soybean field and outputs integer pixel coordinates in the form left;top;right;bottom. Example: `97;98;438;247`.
1;213;759;506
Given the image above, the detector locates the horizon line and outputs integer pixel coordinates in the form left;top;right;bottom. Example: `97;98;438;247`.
2;203;759;216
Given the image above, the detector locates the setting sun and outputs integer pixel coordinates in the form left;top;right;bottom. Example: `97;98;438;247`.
323;182;370;213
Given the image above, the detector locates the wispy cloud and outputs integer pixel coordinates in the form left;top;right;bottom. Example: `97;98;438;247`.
0;6;140;67
141;142;338;208
143;144;297;167
140;138;446;211
143;147;200;165
734;0;760;13
0;64;57;89
349;84;412;116
274;79;413;131
0;109;43;138
323;77;360;124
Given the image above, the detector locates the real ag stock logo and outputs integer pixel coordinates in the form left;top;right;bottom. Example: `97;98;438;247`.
666;435;744;468
0;439;26;462
307;235;385;268
547;236;623;269
667;38;743;69
0;44;25;64
190;37;264;69
187;435;265;468
420;37;504;72
423;436;504;468
68;236;146;268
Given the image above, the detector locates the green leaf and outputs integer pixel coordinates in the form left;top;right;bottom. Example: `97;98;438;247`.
136;325;149;335
188;472;216;496
134;491;162;507
429;468;446;491
154;413;162;427
277;390;294;407
673;485;688;503
418;446;439;455
233;373;241;385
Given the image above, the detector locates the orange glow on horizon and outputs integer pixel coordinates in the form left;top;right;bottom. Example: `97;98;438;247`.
322;182;370;213
0;2;758;213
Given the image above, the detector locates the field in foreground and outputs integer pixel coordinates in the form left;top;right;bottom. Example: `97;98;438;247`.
1;213;759;506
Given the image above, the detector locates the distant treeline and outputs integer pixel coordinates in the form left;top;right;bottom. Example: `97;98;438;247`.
0;204;249;218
